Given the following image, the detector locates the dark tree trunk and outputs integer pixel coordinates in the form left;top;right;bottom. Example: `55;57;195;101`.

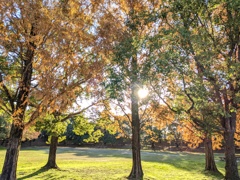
0;123;24;180
0;28;35;179
203;137;219;172
224;130;239;180
43;136;59;169
128;84;143;179
224;115;239;180
151;141;155;151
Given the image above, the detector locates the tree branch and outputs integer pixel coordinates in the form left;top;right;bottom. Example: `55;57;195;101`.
182;76;194;114
150;82;178;113
0;72;15;112
0;104;12;116
110;100;132;123
60;101;99;122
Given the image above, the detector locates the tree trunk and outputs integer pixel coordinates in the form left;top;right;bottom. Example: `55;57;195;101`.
43;136;59;169
224;128;239;180
151;141;155;151
203;137;219;172
0;123;24;180
128;84;143;179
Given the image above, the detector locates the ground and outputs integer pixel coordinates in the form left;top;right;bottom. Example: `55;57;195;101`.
0;146;227;179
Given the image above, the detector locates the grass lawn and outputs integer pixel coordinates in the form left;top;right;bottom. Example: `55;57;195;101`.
0;146;226;179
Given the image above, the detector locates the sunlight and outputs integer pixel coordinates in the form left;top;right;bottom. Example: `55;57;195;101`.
138;87;149;99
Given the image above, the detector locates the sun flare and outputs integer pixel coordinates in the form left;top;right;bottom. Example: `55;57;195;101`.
138;88;149;99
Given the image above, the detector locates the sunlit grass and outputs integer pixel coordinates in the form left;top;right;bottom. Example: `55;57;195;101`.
0;146;227;179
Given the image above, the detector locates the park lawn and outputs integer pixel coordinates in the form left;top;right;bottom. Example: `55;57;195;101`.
0;146;226;180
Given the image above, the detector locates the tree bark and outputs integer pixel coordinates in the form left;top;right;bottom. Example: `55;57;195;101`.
203;137;219;172
128;84;143;179
224;114;239;180
0;123;23;180
43;136;59;169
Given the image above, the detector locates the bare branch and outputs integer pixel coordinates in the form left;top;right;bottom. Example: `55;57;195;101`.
60;101;99;122
182;76;194;114
113;100;131;123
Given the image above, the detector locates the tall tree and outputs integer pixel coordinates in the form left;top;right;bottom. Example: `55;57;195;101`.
98;1;161;178
0;1;100;179
149;49;223;171
158;0;240;179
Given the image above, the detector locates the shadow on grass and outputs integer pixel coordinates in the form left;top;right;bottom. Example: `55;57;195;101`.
18;147;225;180
54;147;225;179
17;166;66;180
202;170;224;179
18;167;48;180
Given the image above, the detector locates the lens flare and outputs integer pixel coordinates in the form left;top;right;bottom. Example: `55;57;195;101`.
138;88;149;99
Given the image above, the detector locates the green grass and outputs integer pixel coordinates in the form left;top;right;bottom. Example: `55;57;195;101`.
0;146;226;179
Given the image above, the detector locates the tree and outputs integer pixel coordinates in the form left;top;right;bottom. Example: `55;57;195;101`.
73;115;103;143
157;1;240;179
98;1;161;178
35;113;104;170
35;113;69;169
179;118;223;169
151;63;223;172
146;13;221;173
97;0;184;175
189;105;222;172
152;75;223;172
35;95;102;169
0;1;100;179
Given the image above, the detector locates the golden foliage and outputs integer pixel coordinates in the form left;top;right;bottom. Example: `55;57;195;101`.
178;121;203;149
141;103;175;143
145;103;175;130
179;120;223;150
0;0;105;129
